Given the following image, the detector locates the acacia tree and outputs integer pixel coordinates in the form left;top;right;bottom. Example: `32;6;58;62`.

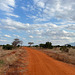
28;42;34;47
12;38;23;47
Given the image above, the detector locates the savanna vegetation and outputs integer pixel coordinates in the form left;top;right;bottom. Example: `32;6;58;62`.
2;38;23;50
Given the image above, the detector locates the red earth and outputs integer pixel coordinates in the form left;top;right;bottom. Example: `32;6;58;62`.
25;47;75;75
6;47;75;75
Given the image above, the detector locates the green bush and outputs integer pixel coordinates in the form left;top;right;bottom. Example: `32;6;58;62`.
17;45;20;47
60;46;69;52
2;44;13;50
34;45;39;47
39;42;53;49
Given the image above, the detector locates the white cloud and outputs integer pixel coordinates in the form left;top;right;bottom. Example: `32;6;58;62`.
32;0;75;22
0;17;75;45
0;18;33;31
0;0;15;12
0;40;7;42
61;37;71;40
29;36;33;38
4;34;11;37
6;13;19;18
13;34;20;38
37;1;45;8
21;6;28;11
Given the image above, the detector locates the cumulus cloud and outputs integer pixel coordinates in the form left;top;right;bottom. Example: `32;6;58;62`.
0;0;15;12
29;36;34;38
0;17;75;45
6;13;19;18
4;34;11;37
0;18;33;31
0;0;19;18
31;0;75;22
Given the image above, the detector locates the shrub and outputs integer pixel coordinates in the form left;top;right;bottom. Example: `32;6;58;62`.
60;46;69;52
65;44;72;48
39;42;53;49
45;42;53;49
34;45;39;47
2;44;13;50
17;45;20;47
72;46;75;49
39;44;45;48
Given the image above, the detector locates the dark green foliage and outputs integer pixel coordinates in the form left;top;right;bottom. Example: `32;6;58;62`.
17;45;20;47
65;44;72;47
54;45;61;47
60;46;69;52
2;44;13;50
12;38;23;47
45;42;53;49
34;45;39;47
39;44;45;48
39;42;53;49
28;42;34;46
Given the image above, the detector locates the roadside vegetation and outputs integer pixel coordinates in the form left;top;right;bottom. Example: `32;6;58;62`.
2;38;23;50
33;42;75;53
32;42;75;65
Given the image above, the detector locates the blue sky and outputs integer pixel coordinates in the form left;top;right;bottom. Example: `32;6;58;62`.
0;0;75;45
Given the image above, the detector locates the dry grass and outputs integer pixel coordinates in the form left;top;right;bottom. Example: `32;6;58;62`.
32;47;75;65
0;47;28;75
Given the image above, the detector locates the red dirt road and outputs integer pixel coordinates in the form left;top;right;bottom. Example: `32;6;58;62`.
24;47;75;75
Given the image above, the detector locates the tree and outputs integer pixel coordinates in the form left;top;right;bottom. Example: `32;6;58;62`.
39;42;53;49
2;44;13;50
28;42;34;47
12;38;23;47
44;42;53;49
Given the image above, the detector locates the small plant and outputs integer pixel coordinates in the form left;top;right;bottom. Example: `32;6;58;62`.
0;60;4;67
60;46;69;52
2;44;13;50
0;60;4;64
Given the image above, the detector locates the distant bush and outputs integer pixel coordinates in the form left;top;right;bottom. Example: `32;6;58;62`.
53;45;61;48
34;45;39;47
39;44;45;48
39;42;53;49
2;44;13;50
60;46;69;52
65;44;72;48
72;46;75;49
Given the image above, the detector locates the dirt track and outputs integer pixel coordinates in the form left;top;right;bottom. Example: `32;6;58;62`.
24;47;75;75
